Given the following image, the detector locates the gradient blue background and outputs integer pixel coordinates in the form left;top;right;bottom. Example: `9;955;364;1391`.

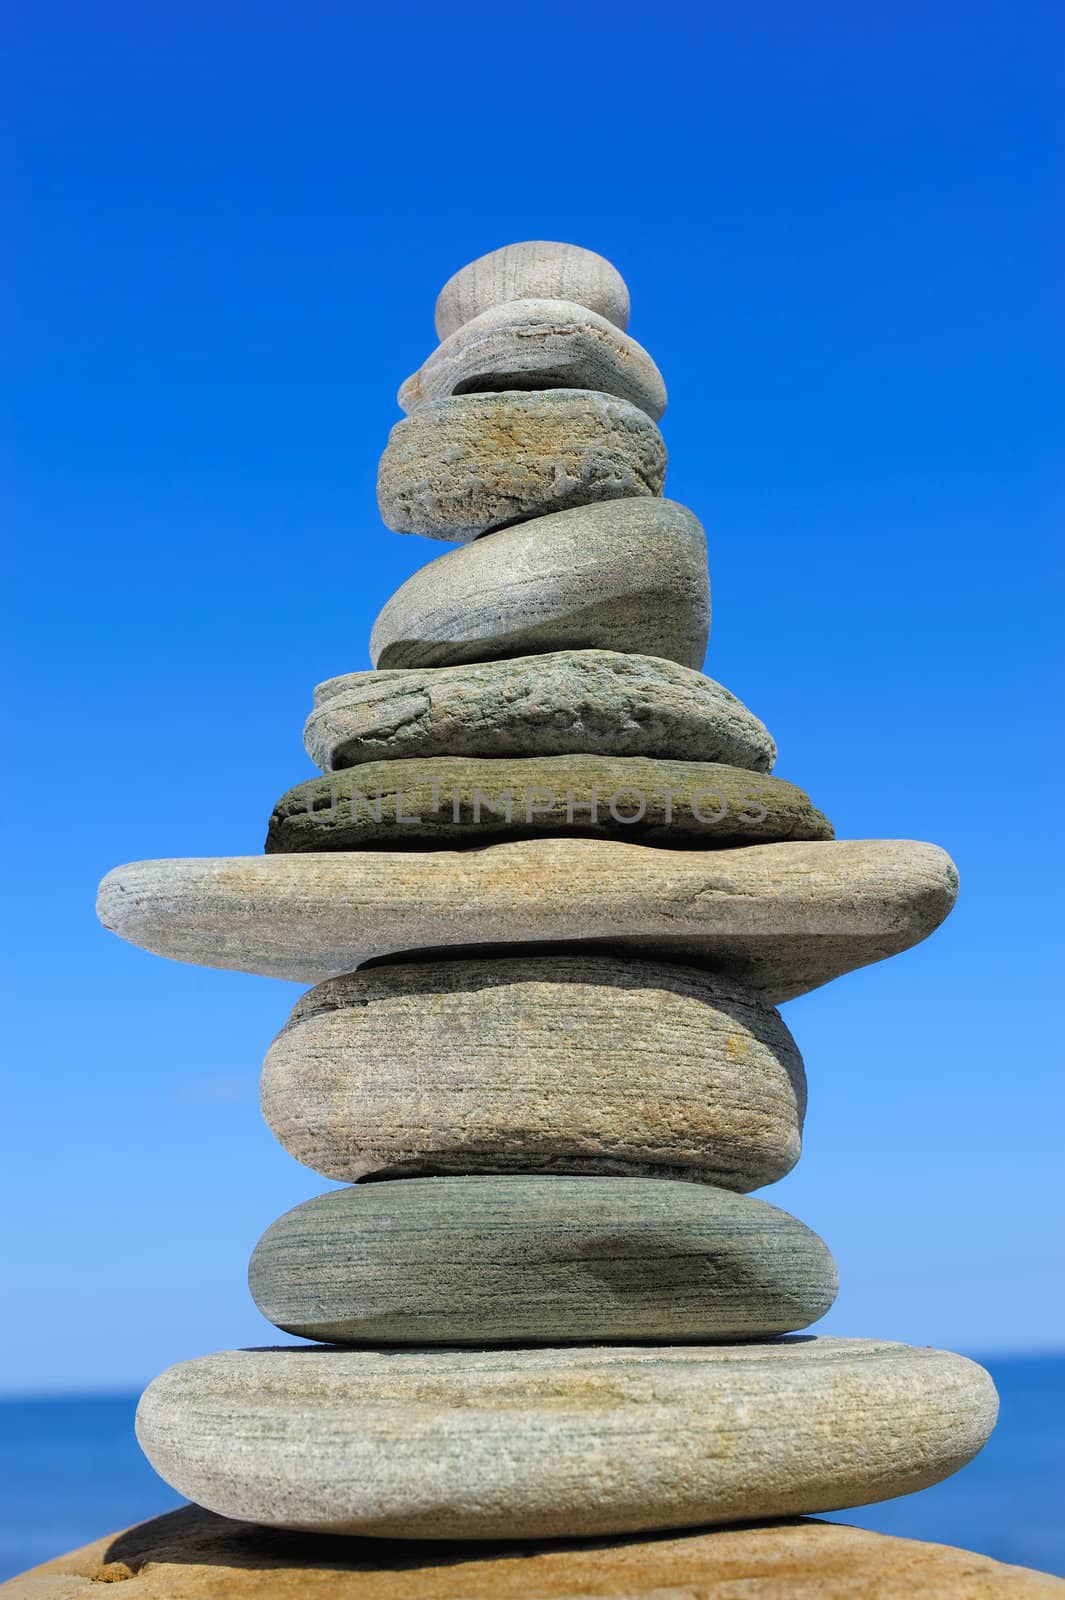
5;0;1062;1437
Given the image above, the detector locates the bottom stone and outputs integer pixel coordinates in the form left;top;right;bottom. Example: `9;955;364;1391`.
134;1340;998;1541
6;1506;1063;1598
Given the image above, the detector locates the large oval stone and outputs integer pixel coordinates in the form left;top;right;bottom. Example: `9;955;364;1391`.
14;1507;1060;1599
96;837;959;1002
259;955;805;1189
265;755;832;854
307;652;776;773
134;1341;998;1540
400;299;666;419
377;390;666;541
435;240;630;339
369;499;709;670
249;1176;837;1345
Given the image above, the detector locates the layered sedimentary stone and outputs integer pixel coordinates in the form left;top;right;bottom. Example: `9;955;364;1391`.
134;1341;998;1540
307;652;776;773
399;299;666;420
377;390;666;541
96;837;959;1001
249;1176;837;1345
260;956;805;1189
370;499;709;670
265;755;832;854
435;240;630;340
14;1509;1063;1600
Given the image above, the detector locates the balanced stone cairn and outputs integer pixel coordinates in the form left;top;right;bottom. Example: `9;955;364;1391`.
97;241;999;1549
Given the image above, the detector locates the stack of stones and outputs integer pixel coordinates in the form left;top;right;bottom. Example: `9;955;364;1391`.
98;242;999;1546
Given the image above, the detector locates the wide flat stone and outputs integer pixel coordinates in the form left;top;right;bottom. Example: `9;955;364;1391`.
249;1176;837;1344
307;651;776;773
399;299;666;419
12;1509;1062;1599
96;837;959;1003
435;240;630;340
132;1341;997;1541
369;499;710;670
265;755;832;853
377;390;666;541
260;956;805;1189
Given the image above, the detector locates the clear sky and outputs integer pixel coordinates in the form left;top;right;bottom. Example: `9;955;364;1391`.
4;0;1062;1393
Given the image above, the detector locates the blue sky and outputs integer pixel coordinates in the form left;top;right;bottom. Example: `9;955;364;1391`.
4;0;1062;1393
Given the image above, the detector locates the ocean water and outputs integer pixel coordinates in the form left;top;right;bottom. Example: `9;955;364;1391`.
1;1353;1062;1583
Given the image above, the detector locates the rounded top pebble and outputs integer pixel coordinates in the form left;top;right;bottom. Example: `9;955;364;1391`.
435;241;630;340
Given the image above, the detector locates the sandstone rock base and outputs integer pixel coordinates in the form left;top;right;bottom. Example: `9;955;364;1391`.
8;1508;1063;1598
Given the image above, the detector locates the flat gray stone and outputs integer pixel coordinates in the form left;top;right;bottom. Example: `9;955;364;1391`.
370;499;710;670
265;755;833;853
249;1175;838;1344
96;837;959;1003
260;956;805;1189
135;1341;998;1540
435;241;630;340
307;652;776;773
377;390;666;541
400;299;666;420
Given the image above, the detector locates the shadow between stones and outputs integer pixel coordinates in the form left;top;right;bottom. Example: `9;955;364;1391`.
104;1503;824;1574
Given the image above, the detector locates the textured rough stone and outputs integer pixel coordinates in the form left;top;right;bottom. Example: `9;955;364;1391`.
400;299;666;420
370;499;710;670
435;241;630;340
265;755;832;854
12;1510;1062;1600
377;390;666;541
96;837;959;1002
132;1342;997;1541
249;1176;837;1344
260;956;805;1189
307;652;776;773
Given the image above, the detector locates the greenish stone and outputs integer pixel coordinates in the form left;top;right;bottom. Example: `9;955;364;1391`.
265;754;833;853
249;1175;838;1346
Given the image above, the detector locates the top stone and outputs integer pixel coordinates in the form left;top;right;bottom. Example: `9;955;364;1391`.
435;242;630;340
